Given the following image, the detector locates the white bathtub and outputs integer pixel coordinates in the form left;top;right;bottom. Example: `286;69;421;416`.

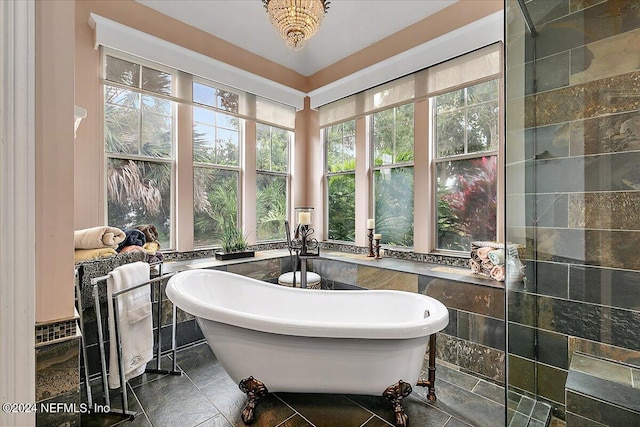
166;269;449;397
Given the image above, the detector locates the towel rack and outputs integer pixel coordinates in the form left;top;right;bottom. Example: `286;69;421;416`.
89;262;181;419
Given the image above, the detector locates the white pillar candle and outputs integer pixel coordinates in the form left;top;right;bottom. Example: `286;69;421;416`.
367;218;375;229
374;234;381;240
298;211;311;225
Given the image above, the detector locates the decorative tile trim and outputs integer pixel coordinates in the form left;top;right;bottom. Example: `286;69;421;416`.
35;319;78;345
162;241;469;267
162;242;289;262
320;241;470;267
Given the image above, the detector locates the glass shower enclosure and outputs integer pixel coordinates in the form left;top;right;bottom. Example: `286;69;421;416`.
505;0;640;425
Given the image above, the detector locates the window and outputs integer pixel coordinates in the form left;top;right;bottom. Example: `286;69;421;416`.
256;123;290;241
371;103;415;246
325;120;356;241
193;81;242;247
434;79;499;251
104;54;174;248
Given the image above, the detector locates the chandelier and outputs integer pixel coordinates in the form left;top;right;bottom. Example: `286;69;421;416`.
262;0;330;50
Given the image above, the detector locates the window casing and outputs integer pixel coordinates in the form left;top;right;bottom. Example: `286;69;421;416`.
256;123;291;242
371;103;415;247
324;120;356;242
192;81;243;248
104;53;175;248
433;79;499;251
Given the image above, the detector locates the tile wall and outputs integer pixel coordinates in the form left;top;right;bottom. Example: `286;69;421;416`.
507;0;640;420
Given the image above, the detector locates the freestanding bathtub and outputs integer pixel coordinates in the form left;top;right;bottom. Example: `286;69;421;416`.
166;269;449;426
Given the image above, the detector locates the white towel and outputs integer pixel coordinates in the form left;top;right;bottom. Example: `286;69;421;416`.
107;261;153;389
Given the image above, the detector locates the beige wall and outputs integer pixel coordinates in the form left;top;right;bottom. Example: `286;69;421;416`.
36;0;76;323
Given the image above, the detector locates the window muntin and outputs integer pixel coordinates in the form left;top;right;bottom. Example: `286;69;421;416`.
371;103;414;247
192;81;243;248
104;54;175;248
325;120;356;241
256;123;290;241
434;79;499;251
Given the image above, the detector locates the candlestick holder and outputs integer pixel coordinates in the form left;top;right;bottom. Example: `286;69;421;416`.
367;228;375;257
374;239;381;259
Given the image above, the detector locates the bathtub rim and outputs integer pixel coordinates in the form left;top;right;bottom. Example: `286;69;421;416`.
166;269;449;340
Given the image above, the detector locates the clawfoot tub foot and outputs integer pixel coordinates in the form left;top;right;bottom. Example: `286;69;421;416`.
383;380;413;427
238;376;268;424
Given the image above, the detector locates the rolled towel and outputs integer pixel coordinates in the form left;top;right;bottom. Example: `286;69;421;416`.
490;265;506;281
142;241;160;254
487;249;505;266
116;229;146;253
147;251;164;264
74;226;125;249
481;260;494;272
476;246;496;260
470;259;481;273
119;245;146;254
134;224;159;246
74;247;117;263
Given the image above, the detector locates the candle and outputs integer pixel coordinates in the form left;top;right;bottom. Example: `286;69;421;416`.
367;218;375;229
298;211;311;225
374;234;381;240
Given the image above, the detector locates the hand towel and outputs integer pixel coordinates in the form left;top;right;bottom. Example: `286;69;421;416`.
487;249;505;266
74;226;125;249
107;261;153;389
116;229;146;253
74;247;117;263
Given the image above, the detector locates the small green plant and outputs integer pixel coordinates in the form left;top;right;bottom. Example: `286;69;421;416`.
220;223;248;253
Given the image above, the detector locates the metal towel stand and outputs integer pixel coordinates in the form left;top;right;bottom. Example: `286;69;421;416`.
79;261;181;419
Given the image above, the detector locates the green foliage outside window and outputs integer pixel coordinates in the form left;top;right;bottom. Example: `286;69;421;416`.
325;121;356;241
256;124;290;241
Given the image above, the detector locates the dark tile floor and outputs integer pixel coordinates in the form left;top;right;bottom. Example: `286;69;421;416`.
81;342;507;427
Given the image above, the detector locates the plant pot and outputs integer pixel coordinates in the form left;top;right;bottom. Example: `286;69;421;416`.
214;250;255;261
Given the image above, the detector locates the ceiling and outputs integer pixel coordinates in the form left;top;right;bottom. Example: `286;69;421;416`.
135;0;458;76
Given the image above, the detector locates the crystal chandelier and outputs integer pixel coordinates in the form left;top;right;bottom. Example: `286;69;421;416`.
262;0;330;50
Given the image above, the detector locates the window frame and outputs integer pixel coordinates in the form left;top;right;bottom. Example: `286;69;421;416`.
324;120;357;243
102;48;177;249
431;76;501;254
369;102;415;248
255;121;292;243
191;78;245;248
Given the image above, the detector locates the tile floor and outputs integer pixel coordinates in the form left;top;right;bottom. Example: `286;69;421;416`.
81;342;507;427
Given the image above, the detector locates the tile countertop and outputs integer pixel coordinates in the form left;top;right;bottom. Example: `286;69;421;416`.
162;249;503;289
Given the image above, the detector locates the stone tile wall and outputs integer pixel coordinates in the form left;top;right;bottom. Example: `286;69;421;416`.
313;258;506;384
508;0;640;421
35;330;81;427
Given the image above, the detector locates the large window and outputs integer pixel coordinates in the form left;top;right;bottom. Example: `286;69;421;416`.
256;123;290;241
104;54;174;248
325;120;356;241
371;103;415;247
434;79;499;251
193;81;242;247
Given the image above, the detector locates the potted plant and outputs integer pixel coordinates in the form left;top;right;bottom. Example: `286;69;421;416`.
214;223;254;260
